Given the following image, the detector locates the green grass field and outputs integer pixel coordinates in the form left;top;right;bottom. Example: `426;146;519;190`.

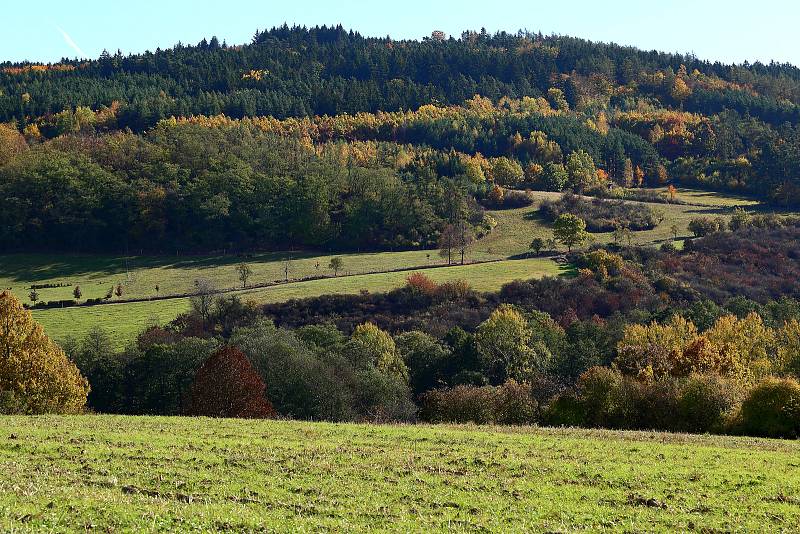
1;187;785;346
30;258;565;346
0;415;797;532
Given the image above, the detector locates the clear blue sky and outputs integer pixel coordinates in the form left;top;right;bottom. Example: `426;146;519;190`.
1;0;797;66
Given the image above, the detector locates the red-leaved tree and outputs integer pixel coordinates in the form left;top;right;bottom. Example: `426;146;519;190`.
185;346;275;418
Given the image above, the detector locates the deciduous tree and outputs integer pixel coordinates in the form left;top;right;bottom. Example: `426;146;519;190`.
0;291;89;413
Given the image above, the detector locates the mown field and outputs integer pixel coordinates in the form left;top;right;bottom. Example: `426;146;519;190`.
0;188;781;346
0;416;798;532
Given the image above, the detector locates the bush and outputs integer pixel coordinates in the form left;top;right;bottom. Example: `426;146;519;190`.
632;378;680;431
0;390;25;414
185;346;275;419
421;384;498;424
688;217;724;237
739;377;800;438
576;367;681;431
677;375;741;433
577;366;625;428
405;272;438;296
543;392;585;427
494;380;538;425
352;368;416;423
540;192;660;232
482;188;533;209
420;380;538;425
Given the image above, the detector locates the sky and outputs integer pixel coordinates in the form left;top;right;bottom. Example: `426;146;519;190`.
1;0;797;66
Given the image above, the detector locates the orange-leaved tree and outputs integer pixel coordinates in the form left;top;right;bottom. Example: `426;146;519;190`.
185;346;275;418
0;291;89;413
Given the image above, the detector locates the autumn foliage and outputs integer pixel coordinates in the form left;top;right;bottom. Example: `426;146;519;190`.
0;291;89;414
185;346;275;418
406;272;439;296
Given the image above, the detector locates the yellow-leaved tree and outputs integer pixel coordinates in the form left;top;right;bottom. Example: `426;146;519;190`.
350;322;408;381
0;291;89;413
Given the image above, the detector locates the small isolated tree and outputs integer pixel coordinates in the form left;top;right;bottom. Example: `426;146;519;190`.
0;291;89;413
438;223;458;265
190;278;217;328
455;219;474;265
72;285;82;300
612;225;632;246
28;289;39;305
670;224;680;240
553;213;589;252
114;283;123;298
185;346;275;418
530;237;545;256
236;262;253;288
688;217;723;237
328;257;344;276
728;207;752;231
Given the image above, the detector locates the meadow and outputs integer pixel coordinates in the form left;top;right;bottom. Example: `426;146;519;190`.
0;415;797;532
29;258;565;346
0;188;779;346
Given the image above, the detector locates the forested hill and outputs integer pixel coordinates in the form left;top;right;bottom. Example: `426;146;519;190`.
2;25;800;129
2;25;800;253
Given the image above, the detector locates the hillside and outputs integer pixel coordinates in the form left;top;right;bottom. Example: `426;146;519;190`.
1;187;772;345
1;416;798;531
2;27;800;258
2;21;800;493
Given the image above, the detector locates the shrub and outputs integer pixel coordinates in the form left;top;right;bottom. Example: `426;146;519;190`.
540;192;659;232
436;279;472;300
420;380;538;425
577;366;625;428
494;380;538;425
406;272;439;296
0;390;24;414
677;375;741;433
632;378;680;431
483;187;533;209
352;368;416;423
688;217;723;237
421;384;498;424
544;392;585;427
185;346;275;419
0;291;89;414
739;377;800;438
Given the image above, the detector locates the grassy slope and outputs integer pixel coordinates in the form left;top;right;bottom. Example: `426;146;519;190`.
0;188;764;303
1;188;781;345
31;258;565;346
0;416;798;532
